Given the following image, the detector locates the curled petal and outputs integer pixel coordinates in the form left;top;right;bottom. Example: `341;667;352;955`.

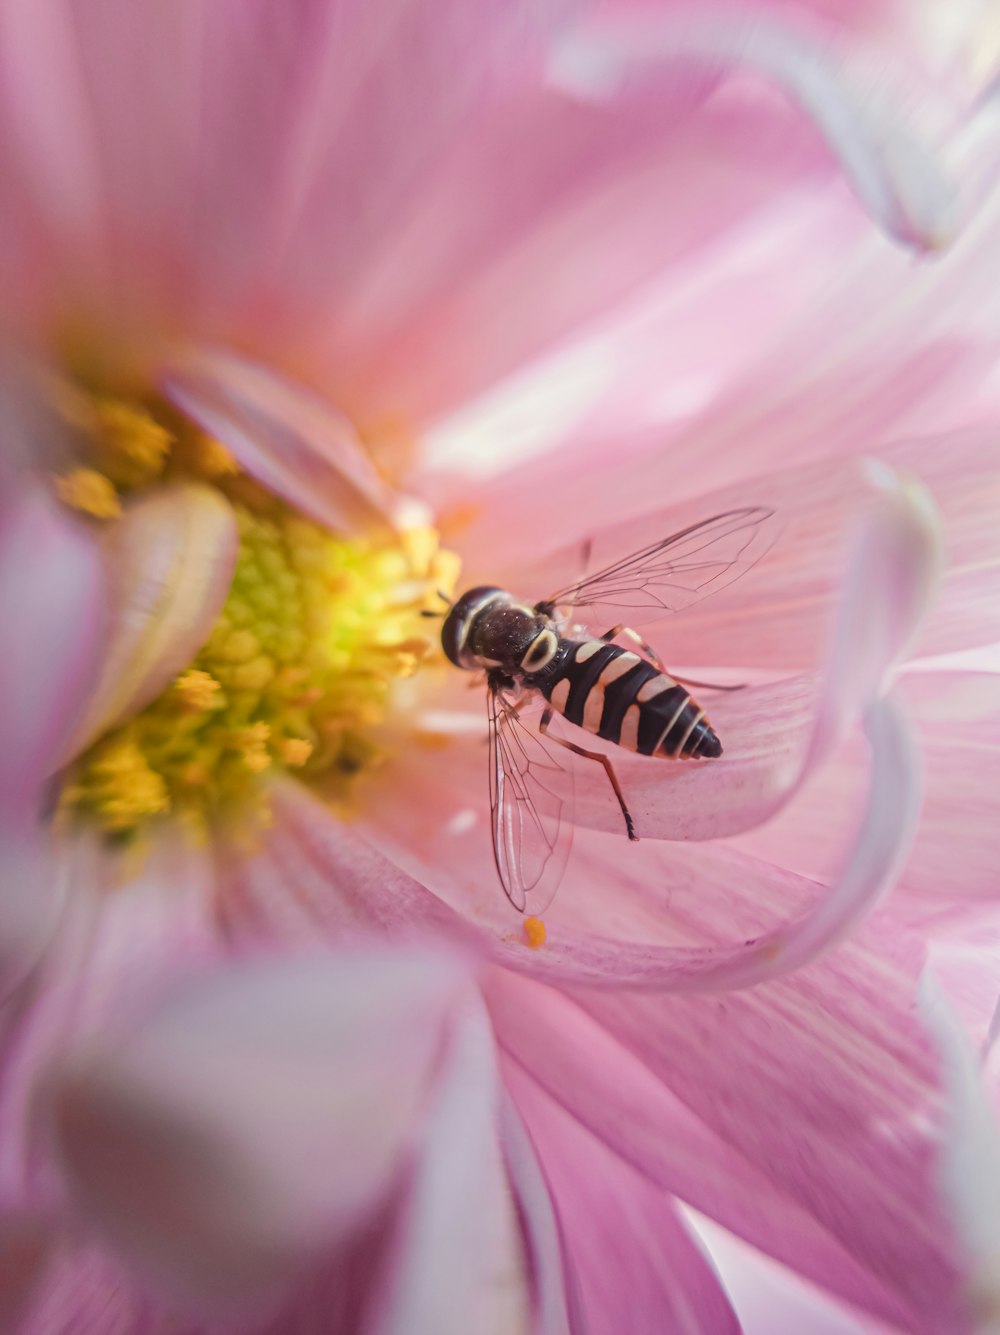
919;973;1000;1327
65;482;238;754
498;1094;576;1335
806;459;943;768
509;1063;741;1335
572;462;942;843
495;692;920;992
0;489;103;993
550;8;954;250
44;947;475;1317
0;488;105;814
162;350;407;534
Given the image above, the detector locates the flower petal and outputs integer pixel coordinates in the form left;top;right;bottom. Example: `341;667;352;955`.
218;777;485;951
488;694;918;993
0;1212;54;1331
44;946;476;1318
729;670;1000;923
64;481;238;754
0;488;104;994
569;461;940;843
369;999;531;1335
508;1062;741;1335
161;350;410;533
377;471;933;990
919;972;1000;1329
0;487;105;815
498;1093;576;1335
0;832;63;1004
550;8;953;251
489;936;971;1334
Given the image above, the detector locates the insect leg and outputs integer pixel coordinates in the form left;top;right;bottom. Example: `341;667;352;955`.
598;624;669;676
539;707;638;842
671;675;746;693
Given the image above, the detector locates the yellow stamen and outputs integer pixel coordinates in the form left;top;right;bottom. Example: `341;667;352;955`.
279;737;314;767
55;379;460;842
186;434;239;479
90;397;173;488
174;669;224;712
53;467;121;520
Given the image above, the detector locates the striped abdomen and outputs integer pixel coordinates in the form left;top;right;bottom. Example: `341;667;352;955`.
537;640;721;759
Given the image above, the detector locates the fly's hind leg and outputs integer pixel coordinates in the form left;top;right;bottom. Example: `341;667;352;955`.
539;707;638;841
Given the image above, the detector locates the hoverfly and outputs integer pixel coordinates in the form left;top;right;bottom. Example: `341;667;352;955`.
434;507;776;916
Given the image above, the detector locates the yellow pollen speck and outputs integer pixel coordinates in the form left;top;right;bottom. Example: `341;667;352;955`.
90;397;173;488
53;467;121;519
232;722;272;773
64;734;171;832
187;434;239;479
524;917;547;950
279;737;314;767
174;669;224;712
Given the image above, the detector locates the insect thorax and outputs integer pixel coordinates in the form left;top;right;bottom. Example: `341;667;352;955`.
442;587;556;674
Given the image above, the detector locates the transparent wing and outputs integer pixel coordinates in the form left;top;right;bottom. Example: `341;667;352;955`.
539;507;777;628
488;682;574;915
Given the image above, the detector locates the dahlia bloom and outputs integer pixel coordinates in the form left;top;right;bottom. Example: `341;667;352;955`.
2;3;1000;1333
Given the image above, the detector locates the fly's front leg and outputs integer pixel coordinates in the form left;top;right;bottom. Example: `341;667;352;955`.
539;707;638;841
598;624;668;676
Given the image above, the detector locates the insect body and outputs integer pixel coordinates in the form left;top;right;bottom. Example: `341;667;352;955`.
438;508;774;915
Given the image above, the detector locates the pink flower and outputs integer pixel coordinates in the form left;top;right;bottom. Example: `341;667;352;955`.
2;3;1000;1332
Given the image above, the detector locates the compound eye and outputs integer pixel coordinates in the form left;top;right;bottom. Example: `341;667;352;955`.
440;586;504;667
441;606;465;666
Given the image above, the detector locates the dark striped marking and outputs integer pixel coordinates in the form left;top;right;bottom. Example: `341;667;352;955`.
597;659;660;744
552;642;620;728
538;640;723;758
637;685;690;755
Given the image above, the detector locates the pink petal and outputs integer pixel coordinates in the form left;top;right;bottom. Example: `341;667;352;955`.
0;830;219;1178
688;1215;899;1335
161;350;405;534
369;1000;530;1335
0;1212;54;1331
0;833;63;1004
375;470;934;989
12;1243;148;1335
919;972;1000;1327
0;487;104;993
498;1093;576;1335
218;777;485;951
44;947;477;1318
485;695;918;992
549;9;953;251
560;461;939;843
0;487;105;817
65;481;238;755
729;670;1000;923
489;936;972;1334
509;1064;741;1335
470;434;968;678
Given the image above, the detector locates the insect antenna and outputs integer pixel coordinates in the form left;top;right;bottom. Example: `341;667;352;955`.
420;589;454;618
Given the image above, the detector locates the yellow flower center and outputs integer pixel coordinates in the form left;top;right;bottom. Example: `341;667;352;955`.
53;377;459;842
